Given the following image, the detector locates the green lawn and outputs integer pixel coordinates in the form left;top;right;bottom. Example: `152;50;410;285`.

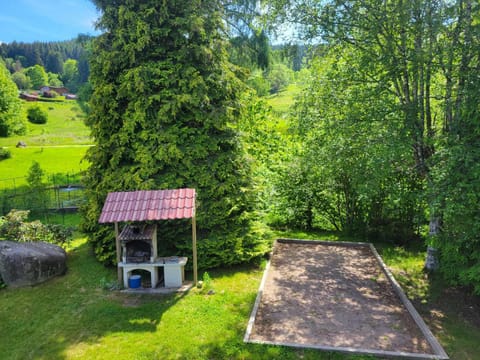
0;236;367;360
0;100;92;189
0;88;478;360
0;101;92;148
264;84;302;135
0;146;90;188
0;232;478;359
266;84;301;115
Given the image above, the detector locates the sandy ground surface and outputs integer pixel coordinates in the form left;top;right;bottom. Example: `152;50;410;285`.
249;241;434;355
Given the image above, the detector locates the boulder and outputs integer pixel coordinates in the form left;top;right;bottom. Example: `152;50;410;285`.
0;241;66;288
16;141;27;148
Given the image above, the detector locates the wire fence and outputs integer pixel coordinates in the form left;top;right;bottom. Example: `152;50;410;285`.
0;172;86;223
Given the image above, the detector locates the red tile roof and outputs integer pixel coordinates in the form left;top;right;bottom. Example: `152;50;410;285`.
98;189;196;223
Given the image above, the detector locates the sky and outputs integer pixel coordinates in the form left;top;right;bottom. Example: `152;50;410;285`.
0;0;101;44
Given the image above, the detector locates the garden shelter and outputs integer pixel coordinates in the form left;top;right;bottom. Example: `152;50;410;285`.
98;188;197;287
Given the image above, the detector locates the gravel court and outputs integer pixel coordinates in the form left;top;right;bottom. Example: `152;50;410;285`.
245;239;449;359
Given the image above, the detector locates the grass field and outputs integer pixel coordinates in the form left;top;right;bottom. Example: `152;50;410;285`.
0;236;320;360
266;84;302;114
1;85;299;187
0;231;478;359
1;86;479;359
0;101;91;148
0;146;90;188
0;100;91;188
264;84;302;135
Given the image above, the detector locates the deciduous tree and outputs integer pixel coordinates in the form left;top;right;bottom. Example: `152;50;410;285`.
0;62;26;136
11;71;31;90
280;49;418;238
267;0;480;291
62;59;80;92
25;64;48;89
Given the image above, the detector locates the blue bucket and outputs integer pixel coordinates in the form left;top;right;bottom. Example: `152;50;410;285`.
129;275;141;288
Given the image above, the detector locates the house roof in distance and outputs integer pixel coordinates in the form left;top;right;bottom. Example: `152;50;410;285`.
98;189;196;223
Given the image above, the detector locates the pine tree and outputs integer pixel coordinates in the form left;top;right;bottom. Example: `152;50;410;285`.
83;0;267;267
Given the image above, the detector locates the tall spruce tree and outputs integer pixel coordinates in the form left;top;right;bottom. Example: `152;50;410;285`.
83;0;267;267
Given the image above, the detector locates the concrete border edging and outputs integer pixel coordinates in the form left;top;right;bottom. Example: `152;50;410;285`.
244;253;271;342
369;244;449;359
244;238;449;360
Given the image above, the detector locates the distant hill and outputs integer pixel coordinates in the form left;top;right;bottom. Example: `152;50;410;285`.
0;36;93;71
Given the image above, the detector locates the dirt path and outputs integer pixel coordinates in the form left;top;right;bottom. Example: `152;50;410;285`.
248;241;434;355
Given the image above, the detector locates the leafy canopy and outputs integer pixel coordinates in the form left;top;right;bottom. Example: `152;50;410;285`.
0;62;26;137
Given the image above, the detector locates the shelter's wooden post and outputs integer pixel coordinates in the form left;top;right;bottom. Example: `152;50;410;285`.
114;222;123;284
152;224;158;261
192;214;198;286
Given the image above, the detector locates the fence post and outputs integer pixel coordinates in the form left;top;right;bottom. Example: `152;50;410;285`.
0;171;84;222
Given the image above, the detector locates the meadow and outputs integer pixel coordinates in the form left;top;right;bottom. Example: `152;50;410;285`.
266;84;301;115
0;92;479;359
0;101;92;148
1;231;479;359
0;100;91;188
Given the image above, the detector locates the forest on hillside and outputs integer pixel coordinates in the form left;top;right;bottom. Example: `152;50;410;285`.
1;0;479;294
0;37;92;93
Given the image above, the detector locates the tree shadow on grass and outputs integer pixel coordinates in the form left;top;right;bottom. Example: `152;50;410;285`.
195;259;378;360
200;325;377;360
0;239;188;360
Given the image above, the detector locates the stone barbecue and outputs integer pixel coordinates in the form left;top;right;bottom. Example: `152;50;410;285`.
98;189;197;289
119;224;157;263
117;223;188;289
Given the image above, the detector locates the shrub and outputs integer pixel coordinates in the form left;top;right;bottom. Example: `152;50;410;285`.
267;63;293;94
42;90;59;98
0;147;11;161
27;106;48;124
247;70;271;97
25;161;50;213
199;271;213;294
0;210;30;241
0;210;73;247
